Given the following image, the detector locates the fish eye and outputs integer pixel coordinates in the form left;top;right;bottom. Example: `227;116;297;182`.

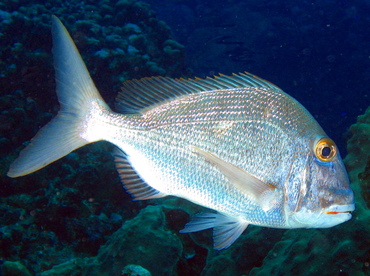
314;137;337;162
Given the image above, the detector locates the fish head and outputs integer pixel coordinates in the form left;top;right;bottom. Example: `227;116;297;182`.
286;136;355;229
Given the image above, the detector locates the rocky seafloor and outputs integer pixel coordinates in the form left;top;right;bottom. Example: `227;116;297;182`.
1;0;370;275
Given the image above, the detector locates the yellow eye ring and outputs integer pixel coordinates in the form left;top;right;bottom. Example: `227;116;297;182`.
314;137;337;162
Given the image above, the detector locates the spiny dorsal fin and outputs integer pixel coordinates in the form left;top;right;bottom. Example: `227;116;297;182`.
115;72;281;113
113;148;167;200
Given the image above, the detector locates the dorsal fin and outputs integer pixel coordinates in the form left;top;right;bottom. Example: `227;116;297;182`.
113;148;167;200
115;72;281;113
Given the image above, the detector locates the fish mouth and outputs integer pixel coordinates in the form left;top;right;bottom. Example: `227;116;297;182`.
290;203;355;228
324;204;355;215
313;204;355;228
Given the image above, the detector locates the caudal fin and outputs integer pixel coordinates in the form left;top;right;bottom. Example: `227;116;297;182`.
7;16;109;177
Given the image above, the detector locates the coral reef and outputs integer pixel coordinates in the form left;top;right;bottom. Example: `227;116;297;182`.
121;264;152;276
39;258;90;276
38;206;182;276
0;261;32;276
0;0;188;274
346;106;370;208
83;205;182;276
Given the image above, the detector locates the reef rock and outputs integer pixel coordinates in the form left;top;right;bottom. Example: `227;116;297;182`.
121;264;152;276
345;106;370;206
83;205;182;276
0;261;32;276
39;258;90;276
1;1;188;274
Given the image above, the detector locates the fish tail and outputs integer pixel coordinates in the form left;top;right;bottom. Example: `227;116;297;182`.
7;16;110;177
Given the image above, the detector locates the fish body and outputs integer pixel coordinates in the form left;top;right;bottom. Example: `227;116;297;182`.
8;16;355;249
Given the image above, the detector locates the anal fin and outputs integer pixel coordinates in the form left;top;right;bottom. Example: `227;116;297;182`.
180;212;249;250
114;148;167;200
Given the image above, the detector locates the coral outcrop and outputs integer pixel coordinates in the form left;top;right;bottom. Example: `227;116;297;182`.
83;205;182;276
38;206;182;276
0;0;188;274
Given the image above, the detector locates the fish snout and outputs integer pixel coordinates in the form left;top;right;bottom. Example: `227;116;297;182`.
290;203;355;229
319;203;355;227
317;186;355;210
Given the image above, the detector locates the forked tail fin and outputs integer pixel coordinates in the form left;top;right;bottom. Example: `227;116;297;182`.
7;16;109;177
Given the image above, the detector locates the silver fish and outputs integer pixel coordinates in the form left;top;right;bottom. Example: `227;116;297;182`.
8;16;355;249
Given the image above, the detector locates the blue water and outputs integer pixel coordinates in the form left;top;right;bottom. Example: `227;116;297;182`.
0;1;369;275
146;0;370;154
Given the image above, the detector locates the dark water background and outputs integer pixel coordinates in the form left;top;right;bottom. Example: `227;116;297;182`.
146;0;370;154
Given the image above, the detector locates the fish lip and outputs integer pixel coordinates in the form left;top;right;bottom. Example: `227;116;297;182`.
289;204;355;228
325;204;355;214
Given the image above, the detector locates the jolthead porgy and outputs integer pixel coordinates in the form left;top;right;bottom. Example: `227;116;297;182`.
8;16;355;249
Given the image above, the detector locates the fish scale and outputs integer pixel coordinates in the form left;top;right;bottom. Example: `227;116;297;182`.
109;92;300;224
7;16;355;250
123;89;297;180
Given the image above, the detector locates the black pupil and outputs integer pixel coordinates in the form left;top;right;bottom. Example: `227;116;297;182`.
322;146;331;157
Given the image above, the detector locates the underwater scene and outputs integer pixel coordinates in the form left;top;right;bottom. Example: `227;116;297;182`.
1;0;370;275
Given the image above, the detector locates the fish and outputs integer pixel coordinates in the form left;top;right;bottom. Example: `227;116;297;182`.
7;16;355;249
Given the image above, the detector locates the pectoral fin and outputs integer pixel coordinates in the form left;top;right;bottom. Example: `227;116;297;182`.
180;212;249;249
190;146;281;212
